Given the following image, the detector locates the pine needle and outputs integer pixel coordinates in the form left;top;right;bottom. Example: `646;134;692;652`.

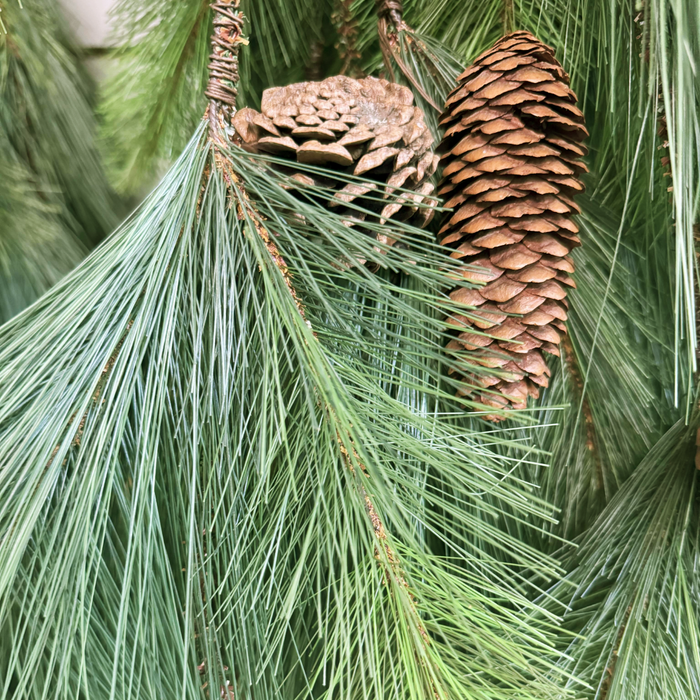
0;120;568;699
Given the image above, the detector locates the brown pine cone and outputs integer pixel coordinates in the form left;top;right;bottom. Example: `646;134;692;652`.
232;76;439;247
437;30;588;419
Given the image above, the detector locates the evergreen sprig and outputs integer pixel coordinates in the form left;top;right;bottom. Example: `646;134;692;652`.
4;1;700;698
544;417;700;699
0;142;88;323
0;121;570;699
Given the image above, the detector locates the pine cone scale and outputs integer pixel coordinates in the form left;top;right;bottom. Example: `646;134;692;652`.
438;31;587;418
233;76;439;243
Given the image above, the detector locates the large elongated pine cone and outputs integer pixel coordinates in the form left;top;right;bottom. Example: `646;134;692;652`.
232;76;439;246
437;31;588;418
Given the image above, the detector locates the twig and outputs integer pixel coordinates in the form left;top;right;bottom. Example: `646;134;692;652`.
337;440;429;643
375;0;441;111
376;0;404;29
332;0;363;78
599;602;633;700
562;334;604;492
211;148;430;648
502;0;514;35
205;1;247;135
305;40;325;81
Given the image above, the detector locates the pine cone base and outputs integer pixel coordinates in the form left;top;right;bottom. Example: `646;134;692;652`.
232;76;440;247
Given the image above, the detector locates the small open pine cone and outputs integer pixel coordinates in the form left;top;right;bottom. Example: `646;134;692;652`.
232;75;439;248
437;30;588;419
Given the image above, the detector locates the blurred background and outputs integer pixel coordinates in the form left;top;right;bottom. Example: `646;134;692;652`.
0;0;126;323
58;0;116;83
58;0;114;49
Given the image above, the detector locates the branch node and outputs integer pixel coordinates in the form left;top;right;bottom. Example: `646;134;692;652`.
376;0;404;28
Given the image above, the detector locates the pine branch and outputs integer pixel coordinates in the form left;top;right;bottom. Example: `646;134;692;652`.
561;334;603;494
102;0;329;193
221;142;569;698
0;0;574;672
5;2;699;698
541;418;700;700
376;0;453;113
0;127;571;697
213;144;441;683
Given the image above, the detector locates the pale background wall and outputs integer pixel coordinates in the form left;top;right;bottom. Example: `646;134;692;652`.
58;0;117;48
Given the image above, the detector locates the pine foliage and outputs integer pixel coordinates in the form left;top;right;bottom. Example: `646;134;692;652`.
4;1;700;699
101;0;333;192
0;125;569;699
400;3;700;698
0;0;122;322
546;417;700;699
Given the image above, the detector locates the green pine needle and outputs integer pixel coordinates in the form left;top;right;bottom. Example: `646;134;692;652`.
0;124;569;700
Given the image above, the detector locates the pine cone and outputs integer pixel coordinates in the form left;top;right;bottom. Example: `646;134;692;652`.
232;76;439;247
437;31;588;418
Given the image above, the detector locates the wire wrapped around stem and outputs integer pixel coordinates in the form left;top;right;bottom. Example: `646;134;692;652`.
205;0;246;136
376;0;405;28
